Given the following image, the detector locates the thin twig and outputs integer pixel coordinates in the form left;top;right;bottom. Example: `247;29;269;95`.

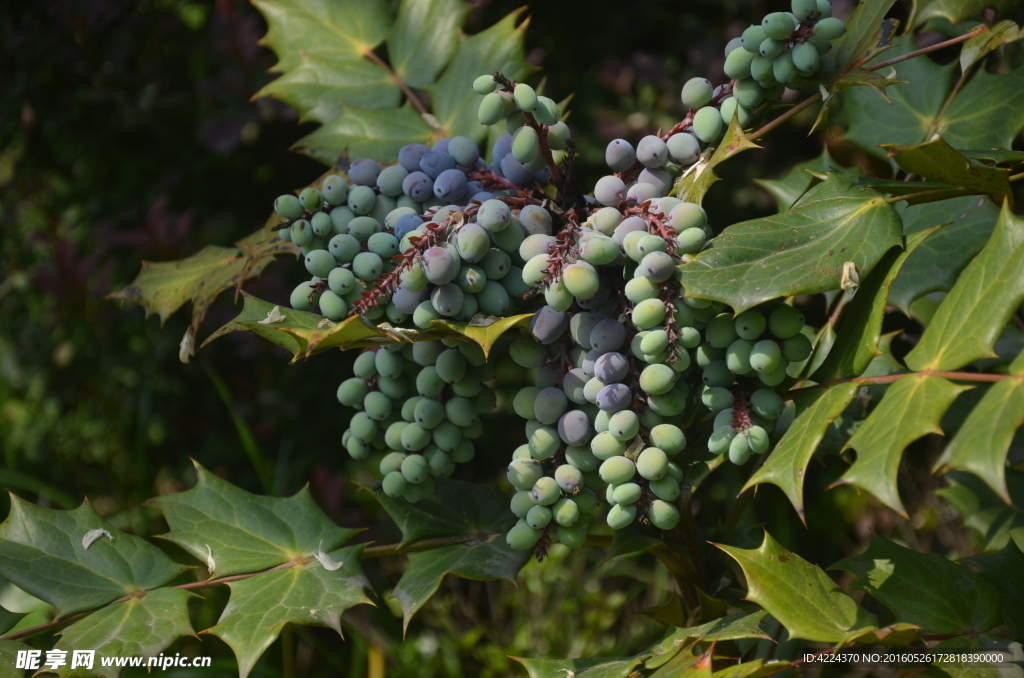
785;369;1020;397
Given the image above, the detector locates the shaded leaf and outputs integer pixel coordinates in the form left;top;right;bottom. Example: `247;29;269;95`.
293;105;434;165
938;471;1024;553
905;202;1024;371
201;290;323;355
742;384;859;521
512;655;647;678
430;313;533;358
833;0;898;71
889;195;998;314
0;497;187;617
207;544;371;678
54;588;195;678
939;66;1024;151
882;138;1013;204
149;462;358;578
392;536;529;631
640;593;688;627
961;20;1023;72
0;641;31;678
388;0;473;89
912;0;1019;28
0;606;24;636
652;612;771;652
649;646;712;678
713;660;792;678
671;117;760;206
834;66;906;102
963;540;1024;636
807;171;971;206
754;147;855;213
372;478;512;546
831;534;1001;633
678;175;903;313
960;149;1024;166
921;635;1022;678
716;531;878;643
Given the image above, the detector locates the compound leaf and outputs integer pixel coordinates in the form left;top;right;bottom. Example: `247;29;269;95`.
742;384;860;521
207;545;372;678
838;375;968;517
831;534;1002;633
0;498;187;617
53;588;196;678
388;0;473;89
716;531;878;643
678;175;902;313
905;202;1024;371
149;463;358;578
292;105;434;165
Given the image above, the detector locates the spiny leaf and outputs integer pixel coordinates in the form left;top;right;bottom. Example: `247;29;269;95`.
649;646;712;678
806;171;971;206
882;138;1013;205
812;228;933;382
266;313;396;360
754;147;856;213
716;531;879;643
0;606;24;636
678;175;903;313
201;290;323;354
372;478;513;546
511;655;648;678
207;544;372;678
650;612;770;656
53;588;196;678
834;67;906;103
912;0;1019;28
832;0;898;71
712;660;792;678
938;471;1024;553
921;635;1022;678
961;21;1023;72
939;65;1024;151
392;536;529;632
0;641;31;678
293;105;434;165
905;201;1024;371
0;497;188;616
428;9;535;145
671;116;759;206
388;0;473;89
430;313;533;358
889;195;998;314
963;541;1024;636
830;534;1002;633
149;462;358;578
837;374;969;517
742;384;859;521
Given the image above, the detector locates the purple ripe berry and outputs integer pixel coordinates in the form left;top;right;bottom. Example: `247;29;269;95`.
420;150;456;179
349;158;380;186
398;143;431;172
594;352;630;383
422;246;458;285
596;383;632;413
433;168;469;202
558;410;591;446
402;171;434;202
530;305;568;344
589;318;626;354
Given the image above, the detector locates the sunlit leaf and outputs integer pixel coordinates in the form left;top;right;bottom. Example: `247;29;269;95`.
671;117;759;206
754;147;855;213
201;290;323;355
430;313;533;358
882;138;1012;204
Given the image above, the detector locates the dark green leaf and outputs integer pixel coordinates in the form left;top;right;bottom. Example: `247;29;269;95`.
54;588;196;678
712;660;792;678
678;175;903;313
388;0;473;89
834;66;906;102
208;544;372;678
512;655;647;678
833;0;898;71
961;21;1023;71
960;149;1024;166
372;478;514;545
716;531;878;643
920;635;1021;678
881;138;1012;203
831;534;1002;633
754;147;855;213
905;202;1024;371
0;641;31;678
912;0;1019;28
649;647;712;678
149;462;358;577
0;497;188;616
964;541;1024;636
201;290;322;355
293;105;434;165
940;66;1024;151
743;384;859;521
671;117;760;206
889;195;998;314
938;471;1024;552
0;606;24;636
651;612;770;654
838;374;968;517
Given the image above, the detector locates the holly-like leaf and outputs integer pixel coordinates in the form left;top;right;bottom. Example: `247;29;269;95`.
716;531;879;643
678;175;903;313
889;195;999;314
0;498;188;617
392;536;529;631
905;202;1024;372
742;384;859;521
292;105;435;165
372;478;511;546
207;544;372;678
882;138;1013;204
961;21;1023;72
388;0;473;89
430;313;533;358
149;462;358;578
0;641;31;678
651;612;770;655
922;635;1022;678
963;541;1024;636
201;291;324;355
671;117;760;206
754;147;856;213
712;660;792;678
649;647;712;678
837;374;969;517
834;66;906;102
512;655;648;678
53;588;196;678
831;534;1002;633
912;0;1019;28
937;352;1024;503
269;312;398;360
428;9;535;145
0;606;24;636
832;0;898;71
938;471;1024;553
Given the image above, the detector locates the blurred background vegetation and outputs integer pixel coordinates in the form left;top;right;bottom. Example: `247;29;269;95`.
2;0;1020;676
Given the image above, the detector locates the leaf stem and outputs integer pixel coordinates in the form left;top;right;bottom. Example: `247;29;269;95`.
362;50;432;122
785;369;1020;397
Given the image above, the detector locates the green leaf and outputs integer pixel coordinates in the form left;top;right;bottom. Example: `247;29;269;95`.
428;9;535;144
938;471;1024;552
651;612;771;654
881;138;1013;204
961;21;1023;72
149;462;358;578
0;606;24;636
678;175;903;313
905;202;1024;371
201;290;323;355
256;55;400;124
754;147;855;213
252;0;390;72
649;647;712;678
833;67;906;102
808;171;972;206
912;0;1019;28
372;478;512;545
430;313;533;358
388;0;473;89
889;195;999;314
267;312;396;360
293;105;434;165
716;531;878;643
512;655;648;678
0;497;188;617
742;384;860;521
963;541;1024;636
0;641;31;678
831;534;1002;633
832;0;898;71
920;635;1021;678
53;588;195;678
392;536;529;631
939;66;1024;151
713;660;792;678
671;117;760;206
207;544;372;678
961;149;1024;166
837;374;969;517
